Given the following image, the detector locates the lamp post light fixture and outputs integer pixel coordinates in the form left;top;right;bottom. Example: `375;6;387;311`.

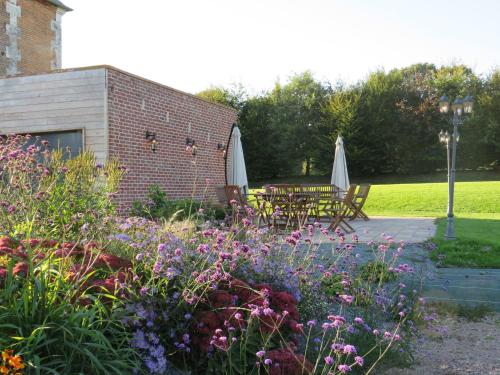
438;94;473;240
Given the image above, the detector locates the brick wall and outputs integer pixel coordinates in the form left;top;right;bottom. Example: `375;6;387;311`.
0;0;62;77
18;0;56;75
106;67;237;212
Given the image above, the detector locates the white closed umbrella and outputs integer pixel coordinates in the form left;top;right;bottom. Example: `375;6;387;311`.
228;126;249;195
331;135;350;192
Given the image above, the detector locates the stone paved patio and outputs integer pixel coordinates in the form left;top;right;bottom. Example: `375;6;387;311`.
347;216;436;243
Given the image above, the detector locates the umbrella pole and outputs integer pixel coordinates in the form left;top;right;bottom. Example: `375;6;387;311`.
224;123;237;186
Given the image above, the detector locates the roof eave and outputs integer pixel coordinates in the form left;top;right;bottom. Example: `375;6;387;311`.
47;0;73;12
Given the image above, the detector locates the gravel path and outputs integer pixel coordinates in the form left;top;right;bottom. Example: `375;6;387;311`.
385;313;500;375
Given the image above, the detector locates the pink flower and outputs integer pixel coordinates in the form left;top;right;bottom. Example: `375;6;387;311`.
355;356;364;366
354;317;364;325
343;344;357;355
338;364;351;373
256;350;265;358
339;294;354;304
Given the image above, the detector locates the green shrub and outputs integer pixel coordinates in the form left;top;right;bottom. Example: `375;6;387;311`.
131;184;226;222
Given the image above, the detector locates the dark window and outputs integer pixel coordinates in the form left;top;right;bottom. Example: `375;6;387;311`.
26;130;83;159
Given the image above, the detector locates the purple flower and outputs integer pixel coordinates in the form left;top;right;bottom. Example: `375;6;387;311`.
153;261;162;274
343;344;357;355
354;317;364;325
338;364;351;373
131;330;149;350
331;343;344;352
339;294;354;304
264;358;272;365
256;350;266;358
115;233;131;242
263;307;274;316
324;356;334;365
197;244;210;254
355;356;364;366
322;322;333;331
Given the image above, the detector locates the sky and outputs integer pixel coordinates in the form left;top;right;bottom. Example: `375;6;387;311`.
61;0;500;95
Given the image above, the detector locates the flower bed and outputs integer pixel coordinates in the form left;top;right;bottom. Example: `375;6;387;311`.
0;135;422;374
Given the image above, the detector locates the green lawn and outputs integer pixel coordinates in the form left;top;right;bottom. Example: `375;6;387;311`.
364;181;500;217
249;176;500;268
431;217;500;268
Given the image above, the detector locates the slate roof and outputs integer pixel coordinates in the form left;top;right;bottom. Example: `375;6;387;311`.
46;0;73;12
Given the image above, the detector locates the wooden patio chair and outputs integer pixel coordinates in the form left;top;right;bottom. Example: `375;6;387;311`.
307;184;342;221
289;192;314;229
349;184;371;221
215;185;229;206
266;192;312;230
326;184;357;233
224;185;247;206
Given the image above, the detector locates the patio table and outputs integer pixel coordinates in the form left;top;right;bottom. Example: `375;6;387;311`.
251;192;316;230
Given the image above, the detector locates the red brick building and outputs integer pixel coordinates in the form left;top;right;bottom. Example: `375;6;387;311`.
0;0;237;211
106;67;237;210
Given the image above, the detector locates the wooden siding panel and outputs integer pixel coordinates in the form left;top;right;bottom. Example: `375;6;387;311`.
0;69;107;163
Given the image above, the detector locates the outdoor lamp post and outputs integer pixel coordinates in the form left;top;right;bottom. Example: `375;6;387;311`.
438;95;473;240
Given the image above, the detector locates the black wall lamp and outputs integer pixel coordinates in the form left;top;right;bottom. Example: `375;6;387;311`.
217;143;226;157
186;137;197;156
145;131;157;153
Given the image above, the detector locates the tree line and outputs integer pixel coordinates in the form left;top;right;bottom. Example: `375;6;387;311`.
197;64;500;180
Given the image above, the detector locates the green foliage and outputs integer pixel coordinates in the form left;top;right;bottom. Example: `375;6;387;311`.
359;261;397;284
200;64;500;179
196;84;247;112
0;135;123;241
0;259;138;374
321;272;345;297
131;184;226;222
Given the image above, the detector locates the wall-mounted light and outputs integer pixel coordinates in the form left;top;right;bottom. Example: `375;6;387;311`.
186;137;195;147
186;137;197;156
145;131;157;153
217;143;226;157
